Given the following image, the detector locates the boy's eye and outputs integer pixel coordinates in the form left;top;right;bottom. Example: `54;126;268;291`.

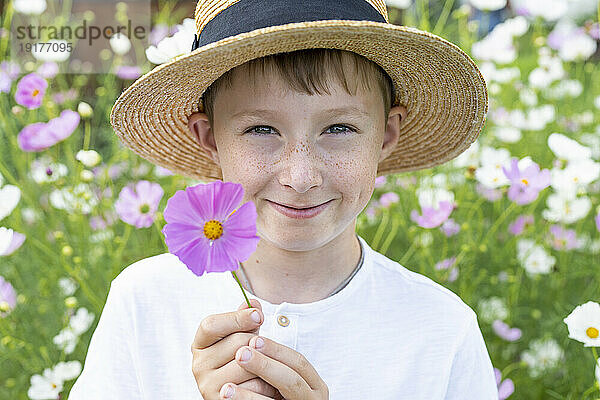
244;124;355;136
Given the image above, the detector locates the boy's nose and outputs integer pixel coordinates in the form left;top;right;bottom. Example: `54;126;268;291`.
278;145;324;192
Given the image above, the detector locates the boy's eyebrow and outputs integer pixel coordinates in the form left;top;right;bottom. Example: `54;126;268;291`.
231;106;371;120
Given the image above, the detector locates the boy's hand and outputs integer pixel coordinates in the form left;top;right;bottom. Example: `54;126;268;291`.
226;315;329;399
191;299;281;399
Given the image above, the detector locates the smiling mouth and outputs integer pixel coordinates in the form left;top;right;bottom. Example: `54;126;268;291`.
269;200;331;210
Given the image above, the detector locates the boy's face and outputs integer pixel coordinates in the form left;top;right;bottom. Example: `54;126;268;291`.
189;65;406;249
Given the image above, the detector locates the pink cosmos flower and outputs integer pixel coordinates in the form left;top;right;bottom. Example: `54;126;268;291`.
114;180;164;228
379;192;399;208
475;183;503;201
434;256;458;282
548;224;578;250
36;62;59;79
440;218;460;237
508;214;534;235
0;61;20;93
115;65;142;80
494;368;515;400
17;110;80;152
492;320;522;341
161;181;260;277
595;211;600;233
502;158;551;205
0;228;26;256
0;276;17;317
15;72;47;109
374;176;386;188
410;200;454;229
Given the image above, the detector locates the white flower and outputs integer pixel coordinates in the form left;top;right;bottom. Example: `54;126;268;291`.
89;229;114;243
75;149;102;168
563;301;600;347
49;184;98;214
543;79;583;99
511;0;567;21
109;32;131;55
53;328;78;354
416;231;433;247
77;101;93;118
579;133;600;160
453;140;480;168
52;360;81;381
69;307;94;335
519;87;537;106
521;245;555;275
528;52;564;89
0;226;25;256
550;159;600;198
0;184;20;221
521;338;564;378
468;0;506;11
58;277;78;296
548;133;592;162
478;296;509;323
27;367;64;399
21;207;39;225
145;18;196;64
385;0;412;8
416;187;454;209
475;146;511;188
13;0;46;15
558;31;597;62
30;156;68;184
32;39;70;62
494;126;521;143
542;193;591;224
594;95;600;110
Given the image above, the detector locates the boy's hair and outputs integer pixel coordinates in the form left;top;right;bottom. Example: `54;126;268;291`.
200;48;394;129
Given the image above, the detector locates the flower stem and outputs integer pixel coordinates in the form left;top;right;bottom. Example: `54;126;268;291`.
232;269;252;308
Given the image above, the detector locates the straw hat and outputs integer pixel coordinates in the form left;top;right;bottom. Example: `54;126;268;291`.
110;0;488;182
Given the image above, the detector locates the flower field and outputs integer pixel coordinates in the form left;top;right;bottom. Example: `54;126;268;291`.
1;0;599;398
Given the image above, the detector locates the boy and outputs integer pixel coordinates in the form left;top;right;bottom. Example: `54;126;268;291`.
70;0;496;399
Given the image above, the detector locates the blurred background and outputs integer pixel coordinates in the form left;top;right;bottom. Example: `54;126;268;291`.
1;0;599;398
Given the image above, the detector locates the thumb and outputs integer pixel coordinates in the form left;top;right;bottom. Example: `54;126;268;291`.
238;299;263;334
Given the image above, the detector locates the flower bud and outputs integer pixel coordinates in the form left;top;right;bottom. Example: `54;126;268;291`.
65;296;78;308
61;245;73;257
80;169;94;182
76;149;101;167
77;101;93;118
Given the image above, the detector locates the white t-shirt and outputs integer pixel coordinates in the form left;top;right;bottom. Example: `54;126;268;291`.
69;234;498;399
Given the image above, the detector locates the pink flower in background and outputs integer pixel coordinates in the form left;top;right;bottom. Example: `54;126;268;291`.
374;176;386;188
595;211;600;232
410;200;454;229
114;180;164;228
434;256;458;282
15;73;47;109
17;110;80;152
51;88;78;105
440;218;460;237
36;62;59;79
548;224;579;250
115;65;142;80
161;181;260;277
476;182;502;201
494;368;515;400
0;61;20;93
502;158;550;205
508;214;534;235
89;211;118;231
492;320;522;341
0;276;17;317
0;227;26;256
378;192;399;208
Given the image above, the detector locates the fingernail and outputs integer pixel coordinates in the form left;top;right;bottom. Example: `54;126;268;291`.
250;310;261;323
238;347;252;362
221;383;235;398
252;336;264;349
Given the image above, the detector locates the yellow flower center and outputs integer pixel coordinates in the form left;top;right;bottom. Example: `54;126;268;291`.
521;178;528;185
139;204;150;214
573;177;578;182
32;89;39;97
203;220;223;241
586;326;599;339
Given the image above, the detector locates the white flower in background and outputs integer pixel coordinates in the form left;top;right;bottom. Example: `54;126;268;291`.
475;146;511;188
494;126;522;143
572;111;594;127
579;133;600;160
468;0;506;11
77;101;93;118
0;183;20;221
523;105;555;130
552;25;597;62
76;150;102;168
53;328;78;354
416;187;455;209
69;307;94;335
543;80;583;99
519;87;537;106
522;245;555;275
49;184;98;214
32;39;70;62
542;193;591;224
478;296;509;323
21;207;39;225
385;0;412;8
89;229;114;243
30;156;68;184
511;0;567;21
479;62;520;84
550;159;600;198
145;18;196;64
58;277;77;296
416;231;433;247
563;301;600;347
13;0;46;14
548;133;592;162
0;227;25;256
419;173;449;189
109;33;131;55
471;17;528;64
521;338;564;378
528;51;565;89
453;140;480;168
27;361;81;399
594;96;600;110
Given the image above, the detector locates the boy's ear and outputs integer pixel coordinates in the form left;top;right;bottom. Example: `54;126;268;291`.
188;112;220;165
379;105;407;163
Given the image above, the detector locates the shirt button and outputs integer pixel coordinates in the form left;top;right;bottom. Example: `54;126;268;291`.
277;315;290;327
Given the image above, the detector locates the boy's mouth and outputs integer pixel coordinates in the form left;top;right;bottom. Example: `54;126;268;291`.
268;200;332;210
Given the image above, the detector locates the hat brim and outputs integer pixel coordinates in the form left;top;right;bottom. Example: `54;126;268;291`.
110;19;488;181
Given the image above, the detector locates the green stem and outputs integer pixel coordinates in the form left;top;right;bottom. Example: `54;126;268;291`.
153;219;167;252
372;208;390;251
379;215;399;255
582;384;599;399
501;360;523;379
399;239;417;265
232;268;252;308
83;119;91;150
113;224;133;265
433;0;455;35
